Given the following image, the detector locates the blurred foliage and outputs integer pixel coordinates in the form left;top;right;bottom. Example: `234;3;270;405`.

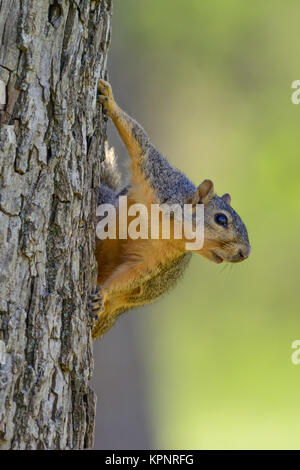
109;0;300;449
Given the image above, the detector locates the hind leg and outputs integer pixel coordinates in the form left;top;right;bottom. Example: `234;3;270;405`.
91;292;128;339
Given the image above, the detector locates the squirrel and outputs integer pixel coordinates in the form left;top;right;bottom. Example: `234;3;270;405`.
90;79;251;338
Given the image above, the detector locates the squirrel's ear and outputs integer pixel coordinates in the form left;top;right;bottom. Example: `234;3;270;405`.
187;179;214;205
197;179;214;204
222;193;231;205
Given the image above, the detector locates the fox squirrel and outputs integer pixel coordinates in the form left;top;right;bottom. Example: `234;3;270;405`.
90;79;251;338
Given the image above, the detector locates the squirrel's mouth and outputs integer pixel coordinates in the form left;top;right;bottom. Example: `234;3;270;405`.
211;251;224;264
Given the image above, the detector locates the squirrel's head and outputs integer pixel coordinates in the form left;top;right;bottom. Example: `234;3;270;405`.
187;179;251;264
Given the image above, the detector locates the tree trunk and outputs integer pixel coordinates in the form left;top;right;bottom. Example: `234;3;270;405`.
0;0;112;449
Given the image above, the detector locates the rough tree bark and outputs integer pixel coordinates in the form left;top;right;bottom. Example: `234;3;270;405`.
0;0;112;449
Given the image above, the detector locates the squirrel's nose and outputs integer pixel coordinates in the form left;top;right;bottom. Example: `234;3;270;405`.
238;247;251;260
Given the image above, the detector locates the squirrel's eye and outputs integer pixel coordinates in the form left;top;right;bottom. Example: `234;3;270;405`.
214;213;228;227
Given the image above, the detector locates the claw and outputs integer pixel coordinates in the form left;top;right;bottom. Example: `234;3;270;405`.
89;292;101;302
89;310;99;321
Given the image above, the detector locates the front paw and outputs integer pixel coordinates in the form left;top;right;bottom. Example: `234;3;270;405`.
97;79;115;116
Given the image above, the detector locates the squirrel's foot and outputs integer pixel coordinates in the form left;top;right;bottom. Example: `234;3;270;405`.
88;287;103;322
97;79;115;116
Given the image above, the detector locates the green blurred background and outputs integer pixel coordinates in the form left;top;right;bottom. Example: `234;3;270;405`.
92;0;300;450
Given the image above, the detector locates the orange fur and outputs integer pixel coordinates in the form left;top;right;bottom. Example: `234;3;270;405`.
92;79;250;338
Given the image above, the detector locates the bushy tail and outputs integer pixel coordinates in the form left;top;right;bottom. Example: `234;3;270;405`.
101;142;122;191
